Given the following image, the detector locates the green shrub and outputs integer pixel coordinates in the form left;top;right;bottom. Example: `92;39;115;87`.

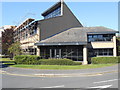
14;55;41;65
117;56;120;63
14;55;82;65
73;61;82;65
91;56;120;64
39;59;82;65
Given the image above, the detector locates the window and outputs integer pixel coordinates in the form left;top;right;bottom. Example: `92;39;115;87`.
94;49;113;56
88;34;114;42
34;29;37;34
44;7;61;19
40;46;83;61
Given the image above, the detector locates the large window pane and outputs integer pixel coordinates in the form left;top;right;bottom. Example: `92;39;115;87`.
88;34;114;42
44;7;61;19
94;49;113;56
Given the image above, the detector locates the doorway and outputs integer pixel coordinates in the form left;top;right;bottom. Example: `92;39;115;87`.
50;49;61;58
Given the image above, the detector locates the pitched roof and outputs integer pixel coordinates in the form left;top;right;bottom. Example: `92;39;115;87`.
35;26;118;46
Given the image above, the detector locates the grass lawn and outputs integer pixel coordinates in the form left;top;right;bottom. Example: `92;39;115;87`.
0;58;14;62
11;64;116;70
0;58;15;65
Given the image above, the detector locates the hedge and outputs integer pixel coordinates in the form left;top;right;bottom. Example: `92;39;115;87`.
39;59;82;65
14;55;41;65
14;55;82;65
91;56;120;64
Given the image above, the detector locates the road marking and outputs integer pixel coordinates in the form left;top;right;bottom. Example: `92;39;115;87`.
41;85;64;88
89;84;112;89
0;70;118;77
0;70;6;73
94;79;119;84
3;72;50;77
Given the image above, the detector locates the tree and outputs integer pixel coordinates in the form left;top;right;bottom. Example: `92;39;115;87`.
8;42;22;56
2;27;14;57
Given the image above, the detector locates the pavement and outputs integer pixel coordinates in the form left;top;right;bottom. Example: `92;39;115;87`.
0;64;118;77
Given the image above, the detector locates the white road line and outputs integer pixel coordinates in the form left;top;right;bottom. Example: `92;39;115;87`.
0;70;6;73
94;79;119;84
41;85;64;88
89;84;112;89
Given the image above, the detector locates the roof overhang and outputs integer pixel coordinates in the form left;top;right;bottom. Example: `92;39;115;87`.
35;42;87;46
87;31;119;35
14;18;35;31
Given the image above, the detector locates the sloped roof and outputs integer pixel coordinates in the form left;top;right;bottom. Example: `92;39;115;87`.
35;26;118;46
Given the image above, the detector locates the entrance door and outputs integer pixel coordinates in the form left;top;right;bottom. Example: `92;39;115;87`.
50;49;61;58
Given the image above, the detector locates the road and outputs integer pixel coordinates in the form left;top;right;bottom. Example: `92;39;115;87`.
1;69;119;89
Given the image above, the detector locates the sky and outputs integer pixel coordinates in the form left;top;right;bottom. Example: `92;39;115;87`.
0;1;119;32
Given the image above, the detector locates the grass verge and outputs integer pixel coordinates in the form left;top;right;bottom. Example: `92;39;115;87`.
0;58;15;66
11;64;116;70
0;58;14;62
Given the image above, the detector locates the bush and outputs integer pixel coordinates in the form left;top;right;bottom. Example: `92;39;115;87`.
39;59;82;65
14;55;82;65
117;56;120;63
91;56;120;64
73;61;82;65
14;55;41;65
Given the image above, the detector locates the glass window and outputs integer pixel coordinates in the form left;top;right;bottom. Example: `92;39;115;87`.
44;7;61;19
34;29;37;34
88;34;114;42
94;49;113;56
103;49;107;55
98;35;103;39
93;35;98;38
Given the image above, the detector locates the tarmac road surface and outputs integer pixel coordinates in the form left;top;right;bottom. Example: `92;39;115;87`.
0;64;119;89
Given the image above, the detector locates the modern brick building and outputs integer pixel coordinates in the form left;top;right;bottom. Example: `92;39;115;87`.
14;1;118;64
